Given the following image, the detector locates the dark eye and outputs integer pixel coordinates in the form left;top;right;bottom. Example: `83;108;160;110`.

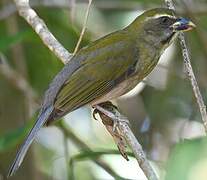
160;16;170;24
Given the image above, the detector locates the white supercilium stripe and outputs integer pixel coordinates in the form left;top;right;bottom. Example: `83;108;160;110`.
146;14;175;21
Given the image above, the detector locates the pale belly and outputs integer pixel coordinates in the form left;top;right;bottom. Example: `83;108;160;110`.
90;77;140;105
90;74;144;105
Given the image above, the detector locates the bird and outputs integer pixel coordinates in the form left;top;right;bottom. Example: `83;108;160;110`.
7;8;195;177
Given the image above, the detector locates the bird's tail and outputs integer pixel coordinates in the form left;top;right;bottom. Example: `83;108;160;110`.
7;105;54;177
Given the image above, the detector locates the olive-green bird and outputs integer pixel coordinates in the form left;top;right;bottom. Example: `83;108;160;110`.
8;8;195;176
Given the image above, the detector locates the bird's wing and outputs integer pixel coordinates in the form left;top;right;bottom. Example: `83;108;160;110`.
53;31;138;115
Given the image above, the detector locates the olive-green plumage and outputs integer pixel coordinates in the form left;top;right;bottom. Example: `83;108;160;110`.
8;8;195;177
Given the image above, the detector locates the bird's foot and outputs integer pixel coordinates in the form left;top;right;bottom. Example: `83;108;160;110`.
92;101;129;161
92;101;129;132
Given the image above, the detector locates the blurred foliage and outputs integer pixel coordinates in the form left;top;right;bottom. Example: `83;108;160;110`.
0;30;32;52
69;150;134;180
165;138;207;180
0;118;33;152
0;0;207;179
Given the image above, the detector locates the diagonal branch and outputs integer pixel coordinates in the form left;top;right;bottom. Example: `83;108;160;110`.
13;0;72;64
165;0;207;133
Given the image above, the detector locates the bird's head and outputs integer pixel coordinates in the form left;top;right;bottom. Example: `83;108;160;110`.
128;8;195;47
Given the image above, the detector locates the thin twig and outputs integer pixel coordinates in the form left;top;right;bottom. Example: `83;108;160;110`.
94;105;158;180
165;0;207;133
73;0;92;54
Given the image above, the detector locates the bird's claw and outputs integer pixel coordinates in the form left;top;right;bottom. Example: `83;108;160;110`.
92;102;130;131
92;108;99;120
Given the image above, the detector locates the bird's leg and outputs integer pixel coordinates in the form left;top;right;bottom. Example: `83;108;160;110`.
92;101;129;131
92;108;101;121
92;101;116;125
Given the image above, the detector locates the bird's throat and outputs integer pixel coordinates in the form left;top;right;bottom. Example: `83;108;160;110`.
161;32;176;45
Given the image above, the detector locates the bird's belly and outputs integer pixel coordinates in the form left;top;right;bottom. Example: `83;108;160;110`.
91;75;142;105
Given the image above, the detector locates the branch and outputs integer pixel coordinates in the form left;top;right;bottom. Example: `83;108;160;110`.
13;0;72;64
165;0;207;133
94;105;158;180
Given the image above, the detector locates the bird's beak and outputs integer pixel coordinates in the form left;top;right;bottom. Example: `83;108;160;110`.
171;17;196;32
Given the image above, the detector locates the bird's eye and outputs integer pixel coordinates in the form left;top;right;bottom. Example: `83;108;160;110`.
160;16;170;24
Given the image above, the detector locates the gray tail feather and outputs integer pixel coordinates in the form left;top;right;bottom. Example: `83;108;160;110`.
7;105;54;178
